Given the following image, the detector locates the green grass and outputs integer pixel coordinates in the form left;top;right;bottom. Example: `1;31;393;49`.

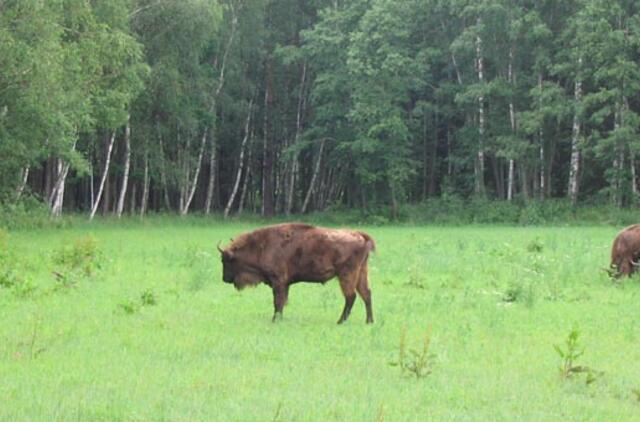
2;220;640;420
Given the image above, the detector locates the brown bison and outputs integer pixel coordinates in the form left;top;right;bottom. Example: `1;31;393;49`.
609;224;640;278
218;223;375;323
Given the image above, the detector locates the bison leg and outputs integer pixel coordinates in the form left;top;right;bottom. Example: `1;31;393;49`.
337;272;358;324
272;284;289;322
620;259;633;278
356;266;373;324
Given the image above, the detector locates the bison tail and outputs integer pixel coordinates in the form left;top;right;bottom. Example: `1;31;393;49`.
359;232;376;253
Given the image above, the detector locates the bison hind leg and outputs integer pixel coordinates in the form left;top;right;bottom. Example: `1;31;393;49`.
356;267;373;324
337;272;358;324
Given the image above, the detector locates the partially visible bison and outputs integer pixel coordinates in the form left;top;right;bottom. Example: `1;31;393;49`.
609;224;640;278
218;223;375;323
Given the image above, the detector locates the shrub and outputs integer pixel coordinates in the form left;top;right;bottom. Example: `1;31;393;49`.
53;235;102;277
140;289;157;306
553;328;602;384
0;196;64;230
389;327;434;379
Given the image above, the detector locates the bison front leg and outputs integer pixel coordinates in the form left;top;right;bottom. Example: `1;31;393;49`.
272;284;289;322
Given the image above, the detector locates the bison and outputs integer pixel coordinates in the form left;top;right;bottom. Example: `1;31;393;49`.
218;223;375;323
609;224;640;278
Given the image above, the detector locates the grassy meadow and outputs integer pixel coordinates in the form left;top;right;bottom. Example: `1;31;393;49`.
1;219;640;420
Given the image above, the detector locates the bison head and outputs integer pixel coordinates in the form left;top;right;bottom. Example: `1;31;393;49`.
218;243;262;290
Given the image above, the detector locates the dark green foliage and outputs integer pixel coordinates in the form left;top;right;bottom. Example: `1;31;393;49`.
2;0;640;217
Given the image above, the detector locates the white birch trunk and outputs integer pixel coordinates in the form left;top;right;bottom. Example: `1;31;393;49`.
51;163;70;218
179;127;208;216
539;139;545;200
301;138;327;214
204;5;239;214
568;58;583;206
285;62;307;215
49;140;76;217
446;125;452;176
158;134;171;210
178;130;189;212
631;151;638;200
15;166;30;202
90;131;116;220
507;160;515;201
507;46;516;202
48;158;64;207
129;182;137;215
116;117;131;218
224;100;253;218
140;147;149;218
538;74;545;200
204;117;218;214
475;19;485;196
238;135;253;215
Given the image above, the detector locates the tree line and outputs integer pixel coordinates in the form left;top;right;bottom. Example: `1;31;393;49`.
1;0;640;218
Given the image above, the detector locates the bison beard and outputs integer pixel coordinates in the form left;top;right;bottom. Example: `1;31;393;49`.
609;224;640;278
218;223;375;323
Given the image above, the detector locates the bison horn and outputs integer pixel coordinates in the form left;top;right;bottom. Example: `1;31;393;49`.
217;241;224;254
632;259;640;267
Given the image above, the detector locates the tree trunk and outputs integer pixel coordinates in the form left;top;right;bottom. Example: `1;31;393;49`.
568;58;582;206
90;131;116;220
50;156;72;218
204;119;218;214
631;150;637;202
262;74;275;217
422;113;428;200
49;138;77;218
51;161;71;218
507;46;516;202
507;160;515;201
301;138;327;214
116;117;131;218
491;157;505;200
519;163;529;202
538;74;545;201
475;20;486;196
428;112;438;196
224;99;253;218
285;62;307;215
157;121;171;211
238;133;254;215
446;125;453;177
129;182;137;215
203;5;240;214
179;127;208;216
15;166;30;202
140;146;149;218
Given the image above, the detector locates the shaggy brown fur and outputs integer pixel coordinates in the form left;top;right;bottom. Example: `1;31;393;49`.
219;223;375;323
610;224;640;278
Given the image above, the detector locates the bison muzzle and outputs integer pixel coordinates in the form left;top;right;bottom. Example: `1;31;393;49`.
218;223;375;323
